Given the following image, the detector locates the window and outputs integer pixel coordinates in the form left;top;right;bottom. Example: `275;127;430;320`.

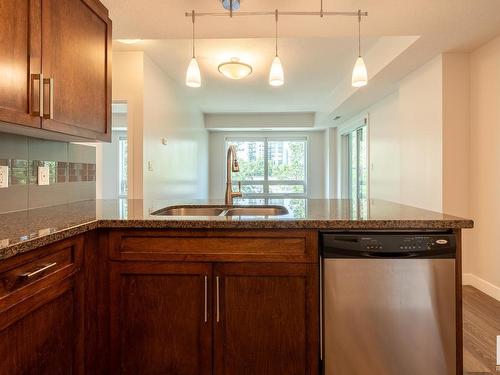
226;137;308;198
341;125;368;201
118;136;128;198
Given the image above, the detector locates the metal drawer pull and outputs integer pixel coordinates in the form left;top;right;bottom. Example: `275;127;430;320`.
30;74;43;117
20;262;57;279
204;275;208;323
43;77;54;119
216;276;220;323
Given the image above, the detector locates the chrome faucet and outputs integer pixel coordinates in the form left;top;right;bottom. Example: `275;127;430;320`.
225;145;242;205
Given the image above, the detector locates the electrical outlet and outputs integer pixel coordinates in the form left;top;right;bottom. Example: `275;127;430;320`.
0;166;8;188
38;166;50;186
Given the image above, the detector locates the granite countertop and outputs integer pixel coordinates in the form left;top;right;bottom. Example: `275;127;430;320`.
0;198;474;261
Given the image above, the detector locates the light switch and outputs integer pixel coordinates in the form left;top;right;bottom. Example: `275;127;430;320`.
147;161;154;172
38;166;50;186
0;166;8;188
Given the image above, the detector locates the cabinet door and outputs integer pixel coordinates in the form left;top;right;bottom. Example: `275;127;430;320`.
110;262;213;375
0;275;84;375
0;0;42;128
214;263;319;375
41;0;111;141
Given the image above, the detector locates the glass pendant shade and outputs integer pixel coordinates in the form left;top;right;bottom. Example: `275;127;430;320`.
269;56;284;86
351;56;368;88
186;57;201;88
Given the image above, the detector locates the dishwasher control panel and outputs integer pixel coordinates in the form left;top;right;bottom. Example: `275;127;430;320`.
361;235;452;251
321;232;456;258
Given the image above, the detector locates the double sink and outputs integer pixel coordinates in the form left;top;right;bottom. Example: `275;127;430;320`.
151;205;289;217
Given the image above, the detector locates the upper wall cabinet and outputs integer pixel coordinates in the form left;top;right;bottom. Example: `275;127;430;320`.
41;0;112;141
0;0;41;128
0;0;111;142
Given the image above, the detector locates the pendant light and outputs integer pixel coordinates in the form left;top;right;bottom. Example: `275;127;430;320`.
269;9;284;87
351;9;368;88
186;10;201;88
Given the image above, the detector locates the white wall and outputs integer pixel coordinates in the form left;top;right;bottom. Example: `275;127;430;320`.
442;53;471;218
102;52;209;201
142;54;208;200
368;92;401;202
464;35;500;299
104;51;144;199
324;127;337;198
349;55;444;212
398;56;443;212
204;113;315;129
208;130;326;199
99;130;126;199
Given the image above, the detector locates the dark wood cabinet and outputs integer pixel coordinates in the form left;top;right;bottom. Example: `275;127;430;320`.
214;262;319;375
1;230;320;374
0;236;84;375
0;0;111;141
41;0;112;141
107;229;320;375
0;0;41;128
110;262;213;375
109;261;319;375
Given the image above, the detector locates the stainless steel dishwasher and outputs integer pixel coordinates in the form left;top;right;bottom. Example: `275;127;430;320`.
321;232;457;375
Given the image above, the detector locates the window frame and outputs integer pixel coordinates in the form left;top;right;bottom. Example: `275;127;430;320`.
118;135;128;198
338;115;369;200
225;136;309;199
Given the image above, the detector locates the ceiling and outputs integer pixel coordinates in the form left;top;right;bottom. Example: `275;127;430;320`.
103;0;500;126
114;37;379;113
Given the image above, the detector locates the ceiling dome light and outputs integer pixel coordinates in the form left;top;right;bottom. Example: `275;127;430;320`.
218;58;253;80
186;58;201;87
269;56;284;86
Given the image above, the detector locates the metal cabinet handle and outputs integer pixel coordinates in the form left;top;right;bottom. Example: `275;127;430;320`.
204;275;208;323
20;262;57;279
216;276;220;323
43;78;54;119
30;74;43;117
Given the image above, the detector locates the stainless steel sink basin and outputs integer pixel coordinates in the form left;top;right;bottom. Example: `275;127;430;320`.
224;206;289;216
150;205;289;217
151;206;226;216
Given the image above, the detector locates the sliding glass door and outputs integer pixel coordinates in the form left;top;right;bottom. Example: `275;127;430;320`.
343;125;368;201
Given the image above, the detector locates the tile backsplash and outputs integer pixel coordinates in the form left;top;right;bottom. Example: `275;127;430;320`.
0;132;96;213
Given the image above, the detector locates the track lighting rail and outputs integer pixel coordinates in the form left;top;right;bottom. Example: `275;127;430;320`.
184;10;367;18
184;5;369;88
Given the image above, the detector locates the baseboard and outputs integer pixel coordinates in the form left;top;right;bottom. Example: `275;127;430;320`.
463;273;500;301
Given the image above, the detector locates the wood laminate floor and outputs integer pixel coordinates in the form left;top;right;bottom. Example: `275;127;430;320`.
463;286;500;375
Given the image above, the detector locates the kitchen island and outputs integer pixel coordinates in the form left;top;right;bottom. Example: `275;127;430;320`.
0;199;473;375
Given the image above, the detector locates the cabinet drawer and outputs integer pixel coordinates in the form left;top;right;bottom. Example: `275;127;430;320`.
109;230;318;263
0;236;83;310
